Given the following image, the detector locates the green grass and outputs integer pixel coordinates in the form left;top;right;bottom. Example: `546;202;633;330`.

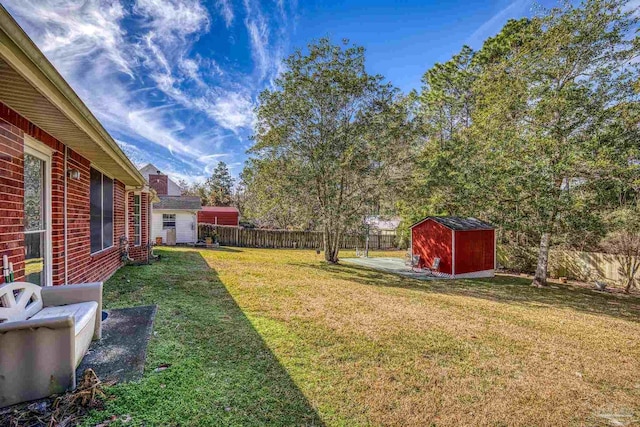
86;247;640;426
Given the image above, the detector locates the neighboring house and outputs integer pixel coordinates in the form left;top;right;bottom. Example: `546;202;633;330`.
0;6;154;287
365;216;401;235
198;206;239;226
140;164;201;244
139;163;183;196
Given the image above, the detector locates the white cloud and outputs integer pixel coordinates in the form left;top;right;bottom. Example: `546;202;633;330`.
3;0;295;179
3;0;133;76
134;0;209;44
246;18;270;79
243;0;275;79
149;71;255;132
203;91;255;131
216;0;234;27
466;0;532;47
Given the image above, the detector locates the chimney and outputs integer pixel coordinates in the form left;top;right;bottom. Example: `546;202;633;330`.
149;173;168;195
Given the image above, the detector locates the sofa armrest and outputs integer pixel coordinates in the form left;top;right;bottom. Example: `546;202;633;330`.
41;282;103;340
0;315;76;407
0;314;74;333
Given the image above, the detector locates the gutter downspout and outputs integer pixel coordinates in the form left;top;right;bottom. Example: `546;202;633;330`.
125;190;132;242
64;146;68;285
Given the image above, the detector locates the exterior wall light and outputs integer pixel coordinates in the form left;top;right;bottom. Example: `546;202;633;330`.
67;169;81;180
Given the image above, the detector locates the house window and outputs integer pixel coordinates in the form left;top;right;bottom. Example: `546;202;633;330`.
133;194;141;246
90;168;114;253
162;214;176;230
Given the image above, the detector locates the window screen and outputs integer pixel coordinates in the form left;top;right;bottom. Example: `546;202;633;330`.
89;168;114;253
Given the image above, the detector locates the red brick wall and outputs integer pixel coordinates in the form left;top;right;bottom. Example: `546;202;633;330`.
148;174;167;195
0;102;146;285
0;111;25;284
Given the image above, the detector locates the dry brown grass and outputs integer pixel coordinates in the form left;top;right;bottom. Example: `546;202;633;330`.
159;248;640;426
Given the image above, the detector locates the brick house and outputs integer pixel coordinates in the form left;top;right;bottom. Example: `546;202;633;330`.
0;6;155;287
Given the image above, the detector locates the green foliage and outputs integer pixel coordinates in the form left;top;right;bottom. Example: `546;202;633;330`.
239;160;320;230
181;162;235;207
407;0;640;285
248;38;415;261
206;161;235;206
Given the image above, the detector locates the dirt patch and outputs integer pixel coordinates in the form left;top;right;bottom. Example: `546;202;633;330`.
1;369;111;427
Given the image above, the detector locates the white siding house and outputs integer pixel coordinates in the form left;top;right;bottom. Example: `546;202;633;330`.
140;163;201;245
152;209;198;244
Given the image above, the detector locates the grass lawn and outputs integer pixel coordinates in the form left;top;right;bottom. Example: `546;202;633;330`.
86;247;640;426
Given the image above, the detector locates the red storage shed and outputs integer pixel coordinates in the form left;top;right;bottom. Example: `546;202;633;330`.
197;206;240;226
410;216;496;279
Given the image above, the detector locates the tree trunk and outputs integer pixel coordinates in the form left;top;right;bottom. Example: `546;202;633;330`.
532;232;551;287
323;225;340;263
625;278;634;294
624;259;639;293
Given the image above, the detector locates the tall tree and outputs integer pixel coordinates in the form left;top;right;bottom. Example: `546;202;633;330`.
250;38;413;262
404;19;532;227
206;162;234;206
471;0;639;286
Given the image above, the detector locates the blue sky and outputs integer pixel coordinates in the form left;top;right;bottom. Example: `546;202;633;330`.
3;0;552;184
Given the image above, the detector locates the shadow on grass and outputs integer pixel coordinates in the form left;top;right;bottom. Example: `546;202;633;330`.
294;261;640;322
91;249;323;426
192;246;245;253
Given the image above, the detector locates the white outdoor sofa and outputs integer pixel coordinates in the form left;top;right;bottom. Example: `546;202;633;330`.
0;281;102;408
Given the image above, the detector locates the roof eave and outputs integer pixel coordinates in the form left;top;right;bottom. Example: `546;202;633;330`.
409;216;495;231
0;5;145;186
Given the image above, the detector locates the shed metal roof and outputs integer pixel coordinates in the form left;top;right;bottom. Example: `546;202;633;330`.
410;216;495;230
154;196;201;211
201;206;239;213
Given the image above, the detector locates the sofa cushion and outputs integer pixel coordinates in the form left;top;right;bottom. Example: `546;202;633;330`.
30;302;98;336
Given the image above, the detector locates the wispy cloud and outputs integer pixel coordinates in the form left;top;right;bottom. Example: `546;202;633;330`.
243;0;278;80
3;0;295;182
216;0;234;27
9;1;133;77
466;0;533;47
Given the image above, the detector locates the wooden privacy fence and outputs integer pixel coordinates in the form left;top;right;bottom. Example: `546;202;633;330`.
198;224;397;250
498;245;640;286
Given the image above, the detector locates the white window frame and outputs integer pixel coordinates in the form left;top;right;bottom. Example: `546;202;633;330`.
162;213;176;230
133;193;141;246
23;136;53;286
90;167;115;255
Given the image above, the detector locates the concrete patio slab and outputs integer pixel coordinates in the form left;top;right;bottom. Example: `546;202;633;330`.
341;257;452;280
76;305;157;384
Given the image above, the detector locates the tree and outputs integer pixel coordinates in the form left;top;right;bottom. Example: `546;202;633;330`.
406;45;477;220
206;162;234;206
179;180;211;206
240;159;320;230
250;38;413;262
403;19;533;231
470;0;639;286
